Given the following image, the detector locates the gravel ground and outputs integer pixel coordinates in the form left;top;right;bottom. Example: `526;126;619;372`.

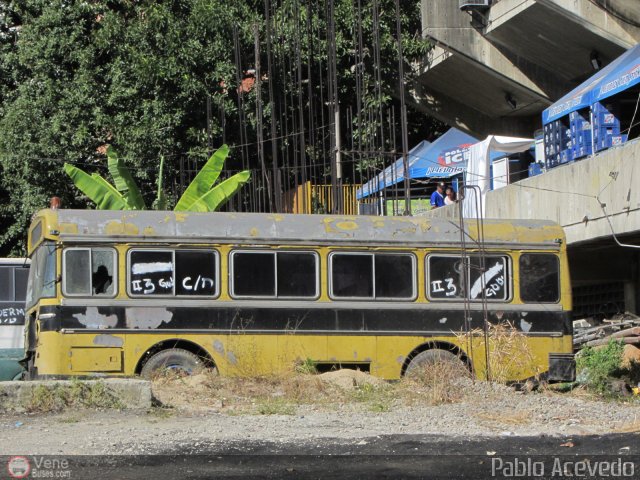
1;377;639;456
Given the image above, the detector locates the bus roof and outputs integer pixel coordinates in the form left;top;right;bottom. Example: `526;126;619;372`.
0;258;29;265
29;209;565;250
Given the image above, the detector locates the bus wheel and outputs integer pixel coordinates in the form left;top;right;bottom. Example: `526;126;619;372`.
405;349;466;377
141;348;206;379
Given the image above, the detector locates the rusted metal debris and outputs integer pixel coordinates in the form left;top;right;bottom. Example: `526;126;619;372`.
573;312;640;349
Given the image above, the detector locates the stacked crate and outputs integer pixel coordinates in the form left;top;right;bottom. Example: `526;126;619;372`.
569;109;592;160
592;102;627;152
543;116;572;169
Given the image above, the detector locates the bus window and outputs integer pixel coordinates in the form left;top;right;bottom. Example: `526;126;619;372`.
331;253;373;299
129;250;173;296
26;243;56;309
468;256;509;301
427;254;509;301
92;249;116;295
129;249;218;297
375;254;416;300
15;268;29;302
232;252;275;297
276;252;318;298
520;254;560;303
0;267;12;301
63;247;116;297
427;256;465;300
231;251;318;298
175;250;218;297
330;252;415;300
64;249;91;295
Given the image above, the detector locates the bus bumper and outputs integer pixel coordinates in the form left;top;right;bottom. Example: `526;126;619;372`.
547;353;575;383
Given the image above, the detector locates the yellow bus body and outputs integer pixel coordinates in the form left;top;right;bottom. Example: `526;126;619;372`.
25;209;574;381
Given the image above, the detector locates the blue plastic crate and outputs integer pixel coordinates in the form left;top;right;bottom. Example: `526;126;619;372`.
545;153;558;169
611;134;627;147
559;149;574;164
574;130;591;147
592;102;621;131
528;163;543;177
571;119;590;134
573;144;592;159
593;113;621;132
593;102;619;115
595;133;628;152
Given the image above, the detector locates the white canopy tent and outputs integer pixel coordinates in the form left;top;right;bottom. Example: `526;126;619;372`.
462;136;534;218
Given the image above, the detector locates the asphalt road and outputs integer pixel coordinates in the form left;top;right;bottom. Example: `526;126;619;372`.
4;433;639;479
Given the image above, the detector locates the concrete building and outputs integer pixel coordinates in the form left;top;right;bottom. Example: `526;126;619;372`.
415;0;640;138
416;0;640;318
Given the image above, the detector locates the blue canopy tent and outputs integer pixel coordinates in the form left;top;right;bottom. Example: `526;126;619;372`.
356;128;478;200
543;43;640;124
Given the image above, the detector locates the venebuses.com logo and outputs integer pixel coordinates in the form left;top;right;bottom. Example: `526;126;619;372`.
6;456;72;478
7;456;31;479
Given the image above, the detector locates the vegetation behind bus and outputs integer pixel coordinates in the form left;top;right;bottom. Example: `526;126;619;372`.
64;144;250;212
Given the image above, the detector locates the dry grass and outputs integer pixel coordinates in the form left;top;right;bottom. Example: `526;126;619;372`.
152;368;346;414
455;321;542;383
151;329;543;414
398;359;469;406
151;362;471;414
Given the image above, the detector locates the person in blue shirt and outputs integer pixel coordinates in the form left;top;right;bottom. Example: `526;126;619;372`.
430;182;446;208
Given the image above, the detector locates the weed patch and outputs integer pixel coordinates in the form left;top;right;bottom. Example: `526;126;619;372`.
26;380;125;413
577;340;625;396
349;383;394;412
295;358;317;375
255;397;296;415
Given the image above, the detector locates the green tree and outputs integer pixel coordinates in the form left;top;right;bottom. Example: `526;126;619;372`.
0;0;439;256
0;0;258;255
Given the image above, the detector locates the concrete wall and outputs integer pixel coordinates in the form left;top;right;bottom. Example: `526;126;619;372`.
485;138;640;246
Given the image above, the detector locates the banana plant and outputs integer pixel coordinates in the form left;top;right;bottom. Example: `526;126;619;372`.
64;145;250;212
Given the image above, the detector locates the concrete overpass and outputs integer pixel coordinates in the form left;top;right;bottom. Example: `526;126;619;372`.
415;0;640;138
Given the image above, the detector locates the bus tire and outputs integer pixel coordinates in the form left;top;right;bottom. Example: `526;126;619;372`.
405;348;465;377
140;348;205;379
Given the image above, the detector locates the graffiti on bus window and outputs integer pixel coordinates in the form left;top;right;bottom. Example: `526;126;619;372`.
428;255;508;301
129;250;217;296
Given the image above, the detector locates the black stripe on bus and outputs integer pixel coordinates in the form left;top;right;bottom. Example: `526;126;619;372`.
38;305;572;335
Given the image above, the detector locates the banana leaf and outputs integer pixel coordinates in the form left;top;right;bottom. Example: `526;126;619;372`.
91;172;124;199
174;144;229;211
106;146;145;210
64;163;128;210
184;170;250;212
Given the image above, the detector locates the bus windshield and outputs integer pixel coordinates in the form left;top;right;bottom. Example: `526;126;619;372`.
26;243;56;310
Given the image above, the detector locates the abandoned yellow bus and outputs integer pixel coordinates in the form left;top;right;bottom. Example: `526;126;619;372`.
23;209;575;382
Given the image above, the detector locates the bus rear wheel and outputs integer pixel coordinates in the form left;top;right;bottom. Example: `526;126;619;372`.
405;348;466;377
141;348;207;379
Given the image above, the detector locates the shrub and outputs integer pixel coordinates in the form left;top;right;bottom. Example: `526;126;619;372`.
576;339;625;395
